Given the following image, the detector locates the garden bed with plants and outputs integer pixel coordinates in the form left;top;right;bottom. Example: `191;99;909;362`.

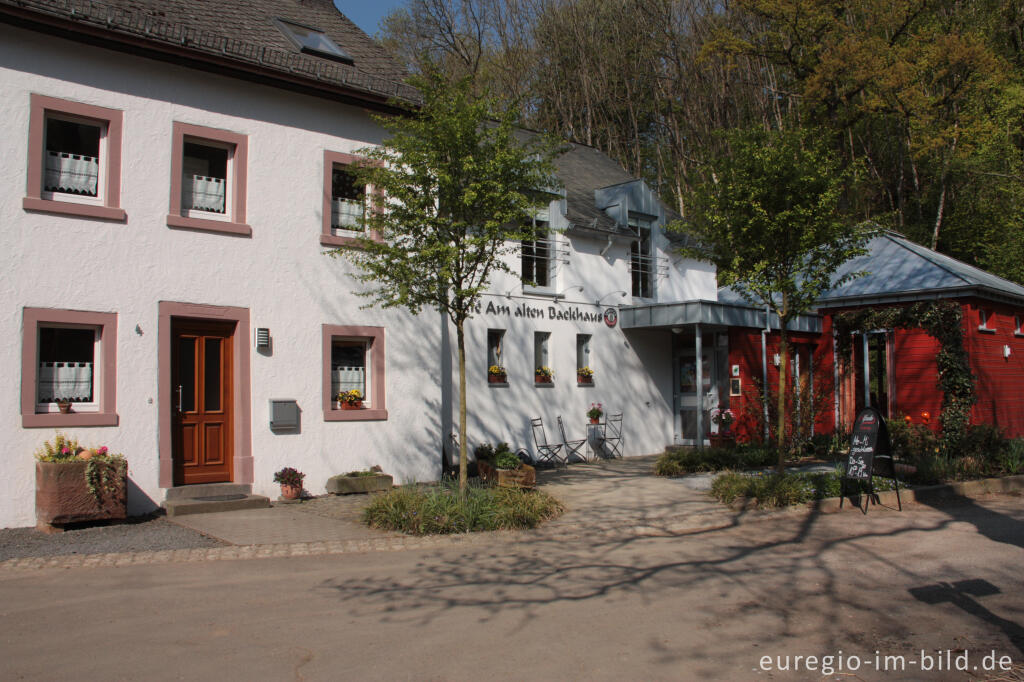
654;444;783;476
363;478;563;535
710;470;897;509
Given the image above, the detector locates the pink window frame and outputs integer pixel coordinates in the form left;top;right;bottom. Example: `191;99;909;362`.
167;122;250;237
21;307;119;427
321;150;383;248
322;324;387;421
23;94;126;222
157;302;253;488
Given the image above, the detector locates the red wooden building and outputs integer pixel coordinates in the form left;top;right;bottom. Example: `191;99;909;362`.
721;232;1024;442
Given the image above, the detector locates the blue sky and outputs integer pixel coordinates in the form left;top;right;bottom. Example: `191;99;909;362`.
334;1;406;37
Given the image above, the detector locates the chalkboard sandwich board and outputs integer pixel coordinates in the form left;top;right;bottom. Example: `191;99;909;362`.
841;407;901;512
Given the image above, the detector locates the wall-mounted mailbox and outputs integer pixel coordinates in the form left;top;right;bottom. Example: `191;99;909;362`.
269;399;299;429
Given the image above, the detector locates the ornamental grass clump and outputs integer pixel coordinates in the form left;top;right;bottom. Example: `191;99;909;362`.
363;477;563;535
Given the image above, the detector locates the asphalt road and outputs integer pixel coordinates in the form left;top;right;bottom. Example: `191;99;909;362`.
1;493;1022;681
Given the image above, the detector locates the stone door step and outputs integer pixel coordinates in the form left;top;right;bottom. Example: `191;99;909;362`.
162;483;269;517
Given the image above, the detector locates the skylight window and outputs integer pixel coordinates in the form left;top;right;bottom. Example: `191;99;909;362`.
275;18;354;64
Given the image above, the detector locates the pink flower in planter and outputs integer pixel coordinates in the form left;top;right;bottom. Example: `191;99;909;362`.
97;446;108;456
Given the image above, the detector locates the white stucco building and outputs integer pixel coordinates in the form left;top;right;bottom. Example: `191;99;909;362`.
0;0;722;529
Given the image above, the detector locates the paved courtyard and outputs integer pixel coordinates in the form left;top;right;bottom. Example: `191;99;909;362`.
1;458;1022;680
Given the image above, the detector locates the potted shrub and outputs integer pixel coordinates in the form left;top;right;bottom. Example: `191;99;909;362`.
35;432;127;532
535;366;554;384
273;466;305;500
577;366;594;384
476;442;536;489
337;389;364;410
488;365;507;384
326;465;393;494
587;402;603;425
710;407;736;448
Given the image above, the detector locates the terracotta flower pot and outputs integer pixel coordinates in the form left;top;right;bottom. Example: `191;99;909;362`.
57;400;72;414
488;374;506;384
280;484;302;500
535;375;552;384
340;401;363;410
589;417;600;424
577;376;592;384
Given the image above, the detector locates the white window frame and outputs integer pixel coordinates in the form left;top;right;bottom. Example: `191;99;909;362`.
534;331;550;370
41;111;108;208
522;209;554;294
629;215;655;300
330;163;369;236
35;323;101;414
576;334;591;371
487;329;505;369
331;338;372;406
181;137;234;222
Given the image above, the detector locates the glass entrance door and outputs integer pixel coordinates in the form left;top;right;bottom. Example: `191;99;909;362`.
673;332;729;444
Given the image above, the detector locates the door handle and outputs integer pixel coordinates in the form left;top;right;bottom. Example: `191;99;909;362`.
176;385;183;413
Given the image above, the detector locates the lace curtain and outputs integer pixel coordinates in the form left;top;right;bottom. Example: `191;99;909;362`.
331;366;365;397
183;175;225;213
38;361;93;402
44;151;98;196
331;198;363;230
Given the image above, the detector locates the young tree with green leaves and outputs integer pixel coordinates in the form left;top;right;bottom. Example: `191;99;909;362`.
676;126;874;469
329;73;559;493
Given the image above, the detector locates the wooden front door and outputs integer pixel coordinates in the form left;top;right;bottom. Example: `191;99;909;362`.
172;320;234;485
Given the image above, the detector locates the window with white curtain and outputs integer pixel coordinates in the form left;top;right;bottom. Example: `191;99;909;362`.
182;141;230;216
43;115;103;200
331;165;366;233
331;340;369;402
37;326;99;408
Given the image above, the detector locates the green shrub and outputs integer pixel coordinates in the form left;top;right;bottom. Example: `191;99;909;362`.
363;477;563;535
998;440;1024;475
709;470;896;508
956;424;1007;461
474;441;512;464
494;451;521;469
654;444;779;476
888;416;941;461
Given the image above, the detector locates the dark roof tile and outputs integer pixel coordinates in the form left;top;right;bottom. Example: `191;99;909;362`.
0;0;417;104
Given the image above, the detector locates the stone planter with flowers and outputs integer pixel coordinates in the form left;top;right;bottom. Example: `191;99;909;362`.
577;366;594;385
534;366;554;385
35;432;127;532
488;365;507;384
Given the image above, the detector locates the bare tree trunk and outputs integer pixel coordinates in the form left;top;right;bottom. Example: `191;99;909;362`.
456;319;468;494
931;180;946;250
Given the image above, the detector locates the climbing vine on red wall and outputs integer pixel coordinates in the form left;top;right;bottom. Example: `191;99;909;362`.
833;301;976;451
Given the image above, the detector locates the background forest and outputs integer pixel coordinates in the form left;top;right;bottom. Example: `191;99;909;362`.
376;0;1024;283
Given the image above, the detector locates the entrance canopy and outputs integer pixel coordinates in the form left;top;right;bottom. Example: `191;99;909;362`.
620;299;821;333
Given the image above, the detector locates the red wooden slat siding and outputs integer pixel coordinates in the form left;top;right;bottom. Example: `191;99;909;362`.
963;300;1024;438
